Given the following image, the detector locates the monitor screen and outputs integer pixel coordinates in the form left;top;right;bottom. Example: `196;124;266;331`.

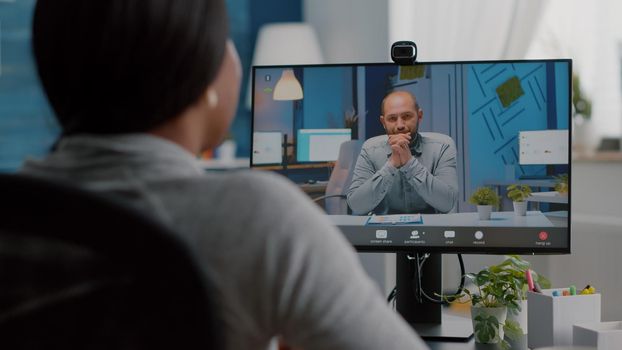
251;60;571;254
297;128;352;162
519;129;569;165
252;131;283;165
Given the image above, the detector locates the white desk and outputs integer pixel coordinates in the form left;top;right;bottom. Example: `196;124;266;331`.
199;158;250;170
484;179;557;188
528;191;568;204
484;180;558;211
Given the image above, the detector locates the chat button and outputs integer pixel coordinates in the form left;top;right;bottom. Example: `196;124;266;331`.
444;230;456;238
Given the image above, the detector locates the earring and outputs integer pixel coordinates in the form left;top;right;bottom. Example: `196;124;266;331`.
207;90;219;109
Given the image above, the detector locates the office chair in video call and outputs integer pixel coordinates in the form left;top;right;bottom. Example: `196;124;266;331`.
313;140;364;214
0;174;221;349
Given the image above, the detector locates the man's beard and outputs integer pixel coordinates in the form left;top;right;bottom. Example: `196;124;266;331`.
387;122;418;136
407;125;420;147
396;124;418;137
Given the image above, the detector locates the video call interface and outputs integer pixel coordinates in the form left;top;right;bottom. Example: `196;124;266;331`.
251;60;570;252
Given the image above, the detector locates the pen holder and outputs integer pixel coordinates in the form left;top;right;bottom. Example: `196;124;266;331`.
527;289;601;349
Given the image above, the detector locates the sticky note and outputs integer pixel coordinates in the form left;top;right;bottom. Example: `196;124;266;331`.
400;65;425;80
496;76;524;108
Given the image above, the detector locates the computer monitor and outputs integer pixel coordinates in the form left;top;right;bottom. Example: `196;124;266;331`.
252;131;283;165
519;129;569;165
251;59;571;338
297;128;351;162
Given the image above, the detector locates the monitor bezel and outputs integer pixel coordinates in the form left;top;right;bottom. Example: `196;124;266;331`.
250;58;572;255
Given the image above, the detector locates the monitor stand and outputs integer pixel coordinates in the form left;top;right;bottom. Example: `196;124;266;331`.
396;253;473;341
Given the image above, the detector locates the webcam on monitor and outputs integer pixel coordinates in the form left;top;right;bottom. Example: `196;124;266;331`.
391;41;417;65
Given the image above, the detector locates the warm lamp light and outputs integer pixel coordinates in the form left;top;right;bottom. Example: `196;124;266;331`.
273;69;303;100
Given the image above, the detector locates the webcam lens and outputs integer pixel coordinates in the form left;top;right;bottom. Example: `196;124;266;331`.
394;46;413;56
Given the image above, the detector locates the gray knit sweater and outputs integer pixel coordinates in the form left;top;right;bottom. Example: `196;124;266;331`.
21;134;428;350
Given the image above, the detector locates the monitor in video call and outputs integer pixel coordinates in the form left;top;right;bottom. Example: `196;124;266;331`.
251;60;571;254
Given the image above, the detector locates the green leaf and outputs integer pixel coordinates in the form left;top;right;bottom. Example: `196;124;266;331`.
469;187;501;206
506;184;532;202
450;255;550;319
504;319;523;341
476;270;491;286
464;272;478;281
536;274;552;289
474;314;499;342
506;255;529;270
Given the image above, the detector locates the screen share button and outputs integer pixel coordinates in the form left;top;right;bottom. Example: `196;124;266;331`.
375;229;387;239
371;229;392;244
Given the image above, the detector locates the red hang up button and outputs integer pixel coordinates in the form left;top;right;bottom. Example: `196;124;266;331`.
538;231;549;241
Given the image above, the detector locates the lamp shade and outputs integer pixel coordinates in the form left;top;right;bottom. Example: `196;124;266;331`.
273;69;303;100
252;23;324;66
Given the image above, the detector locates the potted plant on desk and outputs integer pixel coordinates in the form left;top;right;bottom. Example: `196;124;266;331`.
506;184;532;216
444;258;524;349
469;187;500;220
488;255;551;337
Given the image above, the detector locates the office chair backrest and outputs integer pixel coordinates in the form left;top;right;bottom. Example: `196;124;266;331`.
419;131;456;147
419;132;458;212
324;140;364;214
0;174;220;349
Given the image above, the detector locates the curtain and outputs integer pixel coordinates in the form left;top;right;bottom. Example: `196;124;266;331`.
389;0;546;61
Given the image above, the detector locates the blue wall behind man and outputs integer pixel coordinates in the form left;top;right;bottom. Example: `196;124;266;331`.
467;61;570;194
302;66;353;129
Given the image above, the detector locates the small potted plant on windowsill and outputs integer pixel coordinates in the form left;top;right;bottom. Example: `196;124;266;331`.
469;187;500;220
554;174;568;196
506;184;532;216
343;106;359;140
216;132;237;163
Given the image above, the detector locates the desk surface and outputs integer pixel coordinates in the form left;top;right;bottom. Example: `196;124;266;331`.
421;313;528;350
426;338;522;350
298;181;328;194
426;337;593;349
199;158;250;170
527;192;569;204
484;179;557;188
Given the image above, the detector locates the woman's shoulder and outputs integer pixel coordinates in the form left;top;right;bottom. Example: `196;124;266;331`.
208;169;298;193
172;169;306;208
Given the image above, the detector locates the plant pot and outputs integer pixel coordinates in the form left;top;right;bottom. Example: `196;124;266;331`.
573;116;598;153
471;305;508;344
507;299;527;334
513;201;527;216
477;205;493;220
216;139;237;162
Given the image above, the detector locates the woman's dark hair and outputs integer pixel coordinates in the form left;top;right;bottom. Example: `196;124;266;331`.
32;0;228;135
